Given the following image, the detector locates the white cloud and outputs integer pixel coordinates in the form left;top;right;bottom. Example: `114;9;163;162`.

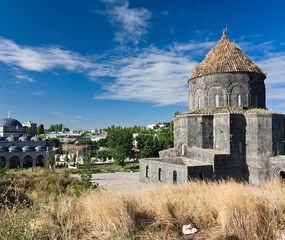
173;41;216;52
258;53;285;84
15;73;34;83
93;46;196;106
0;34;284;107
0;37;93;72
99;0;151;44
32;91;45;96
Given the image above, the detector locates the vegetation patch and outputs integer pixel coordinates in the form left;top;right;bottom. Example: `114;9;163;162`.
0;168;284;240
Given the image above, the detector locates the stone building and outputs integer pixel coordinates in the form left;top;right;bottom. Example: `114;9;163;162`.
0;115;54;169
22;121;37;136
140;31;285;186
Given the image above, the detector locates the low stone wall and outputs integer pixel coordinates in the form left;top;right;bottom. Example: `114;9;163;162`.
140;158;188;184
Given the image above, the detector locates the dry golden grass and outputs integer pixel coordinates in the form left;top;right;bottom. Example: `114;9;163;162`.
25;179;285;240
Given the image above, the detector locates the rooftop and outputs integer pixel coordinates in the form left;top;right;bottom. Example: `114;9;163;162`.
189;31;265;81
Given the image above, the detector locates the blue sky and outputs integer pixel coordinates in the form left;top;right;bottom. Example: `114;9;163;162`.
0;0;284;130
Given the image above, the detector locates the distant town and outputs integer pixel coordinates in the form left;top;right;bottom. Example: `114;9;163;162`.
0;112;174;169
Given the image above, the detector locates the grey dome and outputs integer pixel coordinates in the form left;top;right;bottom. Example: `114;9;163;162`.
31;136;42;142
35;145;45;151
19;136;31;141
0;118;22;127
0;146;8;152
22;146;34;152
9;146;21;152
6;136;16;142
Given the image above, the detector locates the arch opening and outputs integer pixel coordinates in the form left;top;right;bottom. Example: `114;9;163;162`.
237;94;241;107
146;166;149;178
10;156;19;169
36;155;44;167
0;156;6;168
215;95;219;108
280;171;285;181
158;168;162;181
23;155;33;168
198;97;201;109
173;171;177;184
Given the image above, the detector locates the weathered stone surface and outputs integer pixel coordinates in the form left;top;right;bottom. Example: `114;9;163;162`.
189;72;266;110
140;33;285;186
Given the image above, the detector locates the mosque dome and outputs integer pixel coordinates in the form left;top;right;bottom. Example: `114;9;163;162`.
22;146;34;152
0;146;8;152
0;118;22;127
19;136;31;141
31;136;42;142
9;146;21;152
6;136;16;142
35;145;45;151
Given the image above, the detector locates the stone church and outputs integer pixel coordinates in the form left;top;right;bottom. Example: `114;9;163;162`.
140;31;285;186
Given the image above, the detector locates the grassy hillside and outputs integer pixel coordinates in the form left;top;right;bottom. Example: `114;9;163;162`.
0;168;284;239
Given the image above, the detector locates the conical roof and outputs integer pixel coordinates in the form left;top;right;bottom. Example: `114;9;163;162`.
189;31;265;81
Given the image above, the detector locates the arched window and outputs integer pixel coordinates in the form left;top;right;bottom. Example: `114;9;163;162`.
146;166;149;178
181;144;185;155
173;171;177;184
237;94;241;107
198;97;201;109
276;142;280;155
239;142;243;153
215;95;219;108
280;171;285;181
255;95;258;107
158;168;162;181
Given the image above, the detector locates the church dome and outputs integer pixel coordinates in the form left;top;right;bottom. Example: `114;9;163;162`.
35;145;45;151
189;31;266;81
0;118;22;127
19;136;31;141
9;146;21;152
0;146;8;152
31;136;42;141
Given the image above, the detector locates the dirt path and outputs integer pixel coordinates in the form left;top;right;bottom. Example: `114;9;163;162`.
71;172;149;194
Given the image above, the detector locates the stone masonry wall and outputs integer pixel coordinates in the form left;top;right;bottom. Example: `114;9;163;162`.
140;158;188;184
189;72;266;110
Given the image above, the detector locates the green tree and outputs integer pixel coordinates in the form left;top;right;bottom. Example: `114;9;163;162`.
64;153;70;162
97;137;108;147
43;155;55;169
56;155;60;162
0;157;6;178
107;126;133;166
136;129;160;158
37;124;44;135
76;138;95;145
73;151;97;196
48;137;60;147
63;127;70;132
72;154;77;162
26;127;32;136
97;149;111;162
